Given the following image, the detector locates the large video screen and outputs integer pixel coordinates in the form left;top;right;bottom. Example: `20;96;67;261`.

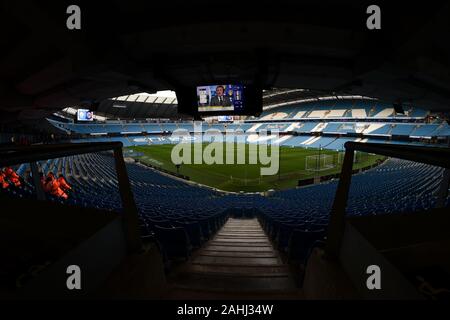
77;109;94;121
197;84;244;112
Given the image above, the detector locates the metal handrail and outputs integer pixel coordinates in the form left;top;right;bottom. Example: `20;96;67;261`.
0;142;142;254
0;142;121;167
325;142;450;258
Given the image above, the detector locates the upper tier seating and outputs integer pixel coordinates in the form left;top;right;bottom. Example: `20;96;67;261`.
260;99;428;120
48;99;432;136
69;126;448;150
410;124;440;137
49;117;450;141
390;124;417;136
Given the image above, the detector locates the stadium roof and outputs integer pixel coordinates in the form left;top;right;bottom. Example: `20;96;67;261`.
112;91;178;105
96;91;180;120
262;89;378;109
1;1;450;122
61;89;380;120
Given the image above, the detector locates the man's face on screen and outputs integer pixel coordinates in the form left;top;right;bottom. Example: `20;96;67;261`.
216;86;224;96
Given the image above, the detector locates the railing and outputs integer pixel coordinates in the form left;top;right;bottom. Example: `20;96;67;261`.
325;142;450;258
0;142;142;254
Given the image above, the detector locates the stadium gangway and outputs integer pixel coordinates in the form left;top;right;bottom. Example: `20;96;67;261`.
326;141;450;259
0;142;142;253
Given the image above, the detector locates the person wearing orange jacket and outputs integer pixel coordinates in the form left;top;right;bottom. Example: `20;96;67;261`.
49;178;68;200
0;170;10;189
57;174;72;192
4;167;21;187
46;172;68;199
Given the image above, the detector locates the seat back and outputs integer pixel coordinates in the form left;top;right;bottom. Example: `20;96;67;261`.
288;229;325;263
173;221;203;248
154;225;191;259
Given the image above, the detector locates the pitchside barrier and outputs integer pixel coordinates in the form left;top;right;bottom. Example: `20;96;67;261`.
134;159;190;180
298;178;315;187
230;171;316;186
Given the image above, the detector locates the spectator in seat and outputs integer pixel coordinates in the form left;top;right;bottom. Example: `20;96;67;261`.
57;174;72;192
46;172;68;200
0;170;10;189
4;167;21;187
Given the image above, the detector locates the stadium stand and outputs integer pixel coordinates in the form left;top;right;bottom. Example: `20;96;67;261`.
2;0;450;302
46;96;450;154
2;149;447;273
2;92;450;299
390;124;417;136
411;124;441;137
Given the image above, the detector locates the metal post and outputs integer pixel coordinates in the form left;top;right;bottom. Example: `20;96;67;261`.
278;158;281;181
113;147;142;253
325;147;355;259
30;162;46;201
318;145;322;170
436;169;450;208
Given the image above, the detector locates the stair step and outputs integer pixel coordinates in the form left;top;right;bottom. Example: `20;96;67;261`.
212;237;270;243
186;264;290;277
205;245;275;252
173;274;296;292
192;256;281;266
199;250;278;258
209;241;272;247
217;232;264;236
168;217;296;294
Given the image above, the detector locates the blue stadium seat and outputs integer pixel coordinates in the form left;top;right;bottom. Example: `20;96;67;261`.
154;225;192;260
288;229;325;263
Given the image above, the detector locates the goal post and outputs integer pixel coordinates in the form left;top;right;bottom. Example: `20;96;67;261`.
305;154;335;171
337;151;371;165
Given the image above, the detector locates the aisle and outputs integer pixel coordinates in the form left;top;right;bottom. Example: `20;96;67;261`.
168;217;301;299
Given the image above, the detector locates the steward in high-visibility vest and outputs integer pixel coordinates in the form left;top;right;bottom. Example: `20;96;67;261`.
57;174;72;192
4;167;21;187
48;178;68;200
45;172;67;199
0;171;10;189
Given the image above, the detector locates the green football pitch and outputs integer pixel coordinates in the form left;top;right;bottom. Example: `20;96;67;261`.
126;143;385;192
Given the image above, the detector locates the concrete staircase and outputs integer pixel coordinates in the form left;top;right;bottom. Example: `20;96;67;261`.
167;217;302;299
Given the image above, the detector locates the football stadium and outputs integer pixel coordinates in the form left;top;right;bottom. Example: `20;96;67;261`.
1;1;450;304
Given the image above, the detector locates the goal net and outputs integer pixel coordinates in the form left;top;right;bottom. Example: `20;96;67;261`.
305;154;335;171
337;151;371;165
